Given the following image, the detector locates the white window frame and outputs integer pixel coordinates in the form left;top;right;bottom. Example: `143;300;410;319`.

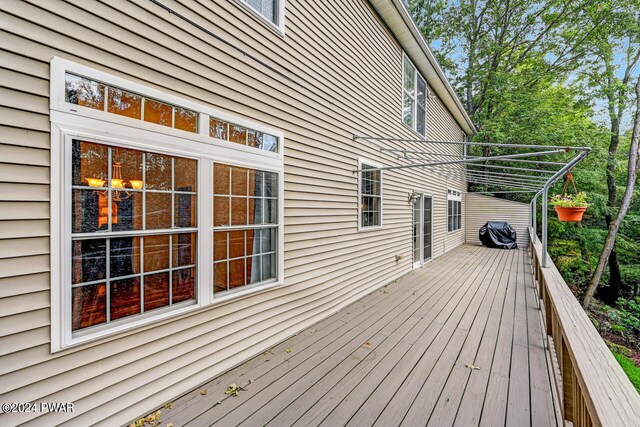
402;53;427;137
357;158;383;232
235;0;286;36
447;189;463;233
50;57;285;352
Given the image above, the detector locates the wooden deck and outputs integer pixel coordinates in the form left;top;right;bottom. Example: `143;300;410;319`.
152;245;558;427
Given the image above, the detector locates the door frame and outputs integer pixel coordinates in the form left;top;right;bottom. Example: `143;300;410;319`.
412;192;434;269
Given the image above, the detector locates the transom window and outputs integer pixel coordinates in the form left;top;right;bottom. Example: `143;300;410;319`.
403;54;427;136
210;118;278;153
71;141;197;332
359;161;382;230
448;189;462;232
65;73;198;133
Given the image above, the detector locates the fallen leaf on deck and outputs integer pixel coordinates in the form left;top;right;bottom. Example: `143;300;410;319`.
249;379;254;384
285;348;292;353
225;383;243;397
164;402;173;409
365;341;371;346
465;363;481;370
200;389;207;395
167;424;174;427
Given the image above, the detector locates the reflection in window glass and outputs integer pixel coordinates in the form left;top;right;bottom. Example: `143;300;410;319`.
70;139;198;332
209;117;279;153
144;98;173;127
213;163;279;294
210;118;228;140
108;88;142;119
174;107;198;133
229;124;247;145
64;73;197;133
65;74;105;111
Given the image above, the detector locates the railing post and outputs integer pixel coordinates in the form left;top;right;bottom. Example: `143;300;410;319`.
542;187;548;268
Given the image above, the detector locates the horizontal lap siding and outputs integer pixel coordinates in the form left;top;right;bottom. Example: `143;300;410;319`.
465;194;530;248
0;0;467;425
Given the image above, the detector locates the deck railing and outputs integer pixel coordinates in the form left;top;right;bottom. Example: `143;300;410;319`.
528;228;640;426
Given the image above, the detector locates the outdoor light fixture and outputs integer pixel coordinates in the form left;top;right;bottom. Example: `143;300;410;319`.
408;191;420;204
85;162;141;201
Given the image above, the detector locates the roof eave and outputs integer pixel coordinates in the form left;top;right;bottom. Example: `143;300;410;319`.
369;0;477;135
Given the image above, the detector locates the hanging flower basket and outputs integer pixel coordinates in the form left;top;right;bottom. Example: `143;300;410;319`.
550;192;590;222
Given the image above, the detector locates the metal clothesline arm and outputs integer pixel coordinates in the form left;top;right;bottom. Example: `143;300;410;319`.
354;135;591;151
466;163;559;175
353;149;567;173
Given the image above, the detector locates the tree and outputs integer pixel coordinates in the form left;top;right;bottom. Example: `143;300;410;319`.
408;0;607;130
580;2;640;303
584;76;640;308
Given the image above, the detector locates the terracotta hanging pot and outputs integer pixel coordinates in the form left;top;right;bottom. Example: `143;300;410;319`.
554;206;587;222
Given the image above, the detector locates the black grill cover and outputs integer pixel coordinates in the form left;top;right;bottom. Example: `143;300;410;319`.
479;221;518;249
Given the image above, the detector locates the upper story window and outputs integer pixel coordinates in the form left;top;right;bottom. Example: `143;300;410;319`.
358;160;383;230
403;54;427;136
51;58;284;351
238;0;285;33
447;189;462;232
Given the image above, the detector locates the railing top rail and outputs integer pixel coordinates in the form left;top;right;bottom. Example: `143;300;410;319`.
529;228;640;426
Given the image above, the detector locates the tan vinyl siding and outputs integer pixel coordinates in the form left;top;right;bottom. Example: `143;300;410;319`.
465;194;530;248
0;0;469;424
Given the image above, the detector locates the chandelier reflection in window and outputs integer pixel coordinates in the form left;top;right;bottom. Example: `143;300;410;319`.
85;162;142;228
85;162;143;201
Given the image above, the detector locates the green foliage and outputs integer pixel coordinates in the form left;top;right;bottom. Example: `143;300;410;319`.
614;297;640;335
612;352;640;393
550;192;590;208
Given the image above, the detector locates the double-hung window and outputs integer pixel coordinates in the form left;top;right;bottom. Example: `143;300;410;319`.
403;53;427;136
50;58;284;350
358;160;383;230
447;189;462;232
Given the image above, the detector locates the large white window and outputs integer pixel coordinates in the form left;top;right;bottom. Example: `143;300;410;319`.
403;53;427;136
50;58;284;350
358;159;383;230
447;189;462;232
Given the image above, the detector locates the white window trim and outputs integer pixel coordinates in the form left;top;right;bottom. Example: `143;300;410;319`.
412;191;434;269
447;189;463;233
357;158;384;232
50;58;285;352
402;52;428;137
235;0;286;36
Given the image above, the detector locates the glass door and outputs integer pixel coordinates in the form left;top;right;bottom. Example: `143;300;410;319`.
412;194;433;267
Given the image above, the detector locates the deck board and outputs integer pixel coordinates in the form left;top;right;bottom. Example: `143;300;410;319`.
149;245;557;427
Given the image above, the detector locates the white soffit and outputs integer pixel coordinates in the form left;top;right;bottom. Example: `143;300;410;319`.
369;0;477;135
